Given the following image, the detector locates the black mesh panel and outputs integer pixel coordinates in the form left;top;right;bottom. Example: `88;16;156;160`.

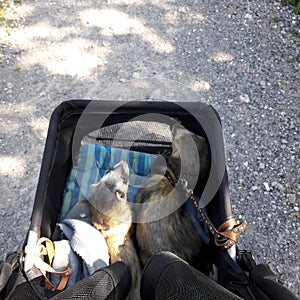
51;262;131;300
141;252;242;300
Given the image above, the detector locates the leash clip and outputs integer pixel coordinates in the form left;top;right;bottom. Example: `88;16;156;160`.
179;177;193;198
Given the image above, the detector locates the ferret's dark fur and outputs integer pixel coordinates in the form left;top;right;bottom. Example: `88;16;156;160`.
135;125;211;267
90;161;141;300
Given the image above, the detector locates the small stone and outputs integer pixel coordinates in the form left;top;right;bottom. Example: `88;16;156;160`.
294;207;299;212
252;186;258;191
276;265;284;274
287;194;296;203
16;234;23;243
271;181;278;187
287;282;293;289
240;94;250;103
102;40;111;47
281;139;288;144
275;183;285;192
260;81;266;88
263;182;270;192
259;163;265;170
22;196;30;203
16;212;22;219
132;72;140;78
243;161;249;167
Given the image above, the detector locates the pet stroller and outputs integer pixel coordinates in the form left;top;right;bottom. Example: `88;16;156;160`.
0;100;298;300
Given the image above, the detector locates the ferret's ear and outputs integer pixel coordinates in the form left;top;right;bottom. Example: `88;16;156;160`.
172;123;187;139
172;142;180;159
90;180;103;191
171;122;181;135
171;123;186;158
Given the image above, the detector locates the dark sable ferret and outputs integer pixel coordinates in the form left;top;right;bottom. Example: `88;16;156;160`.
90;161;141;300
135;125;211;267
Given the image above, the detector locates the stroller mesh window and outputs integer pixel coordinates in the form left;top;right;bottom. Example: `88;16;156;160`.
82;121;173;154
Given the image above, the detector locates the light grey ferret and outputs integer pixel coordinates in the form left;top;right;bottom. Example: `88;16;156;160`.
135;124;211;268
90;160;141;300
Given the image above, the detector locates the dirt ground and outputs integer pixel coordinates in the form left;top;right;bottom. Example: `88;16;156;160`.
0;0;299;297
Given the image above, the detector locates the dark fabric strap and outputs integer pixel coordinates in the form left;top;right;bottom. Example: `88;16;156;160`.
190;193;247;249
165;171;247;249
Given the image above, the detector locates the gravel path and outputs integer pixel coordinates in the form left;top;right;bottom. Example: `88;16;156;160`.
0;0;299;297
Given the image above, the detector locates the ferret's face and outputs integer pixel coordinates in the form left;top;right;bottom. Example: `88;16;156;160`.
90;160;131;228
171;124;209;180
89;161;129;215
91;160;130;204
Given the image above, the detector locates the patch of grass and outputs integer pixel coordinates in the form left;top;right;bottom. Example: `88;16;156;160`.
296;51;300;63
284;0;300;14
6;18;13;27
15;65;21;71
273;17;282;22
13;0;21;3
0;37;9;44
0;1;15;27
0;2;13;25
290;29;300;38
0;4;5;22
287;51;300;63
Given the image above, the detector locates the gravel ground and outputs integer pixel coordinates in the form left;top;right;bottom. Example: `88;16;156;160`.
0;0;299;297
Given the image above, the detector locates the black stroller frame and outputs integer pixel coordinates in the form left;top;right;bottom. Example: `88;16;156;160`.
0;100;298;300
